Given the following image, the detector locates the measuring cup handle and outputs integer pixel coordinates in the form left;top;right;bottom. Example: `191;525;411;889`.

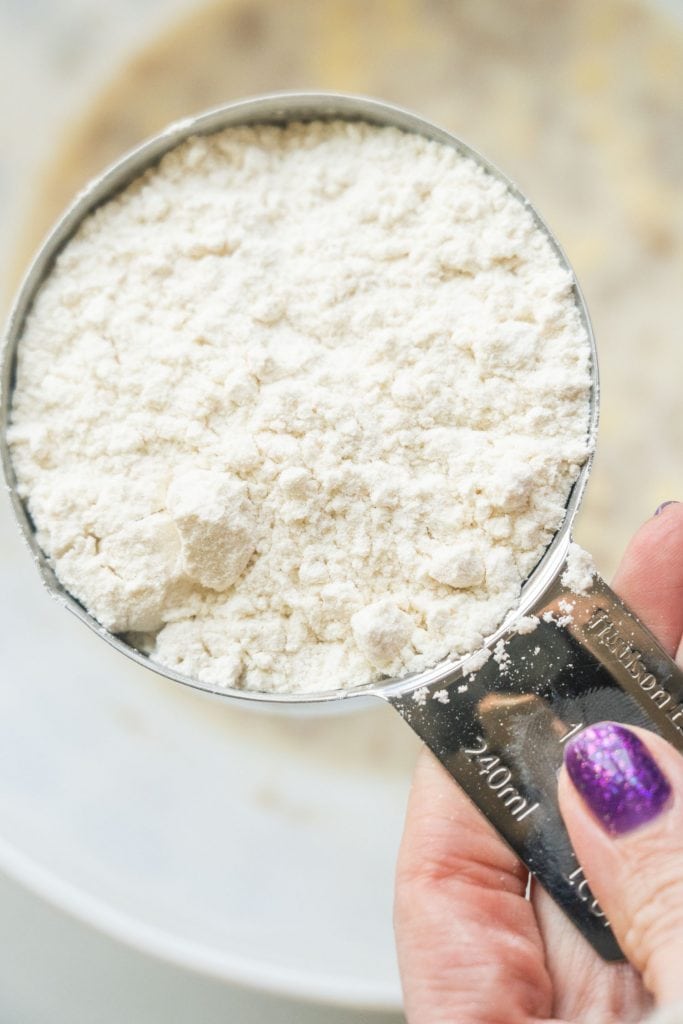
556;572;683;747
387;558;683;961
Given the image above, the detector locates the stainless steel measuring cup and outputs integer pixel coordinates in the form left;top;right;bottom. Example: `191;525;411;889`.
3;92;683;960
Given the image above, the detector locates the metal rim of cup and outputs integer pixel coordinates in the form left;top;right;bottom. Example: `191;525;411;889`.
0;91;600;707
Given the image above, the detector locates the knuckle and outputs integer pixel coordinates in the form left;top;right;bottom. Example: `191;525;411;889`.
396;840;525;896
621;853;683;982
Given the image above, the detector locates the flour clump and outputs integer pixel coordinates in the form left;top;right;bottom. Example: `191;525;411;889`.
561;543;597;595
351;600;414;670
166;469;255;591
9;120;592;694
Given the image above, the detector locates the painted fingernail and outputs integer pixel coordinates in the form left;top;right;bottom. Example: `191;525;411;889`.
564;722;671;835
654;501;679;517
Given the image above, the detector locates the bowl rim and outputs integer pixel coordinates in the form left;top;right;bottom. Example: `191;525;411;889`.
0;823;403;1010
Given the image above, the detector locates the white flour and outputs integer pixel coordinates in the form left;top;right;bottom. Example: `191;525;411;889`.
561;543;597;595
9;121;592;694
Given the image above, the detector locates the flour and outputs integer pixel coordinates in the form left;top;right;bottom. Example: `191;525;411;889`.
493;638;512;675
461;648;493;675
515;615;540;635
561;543;597;595
9;120;592;694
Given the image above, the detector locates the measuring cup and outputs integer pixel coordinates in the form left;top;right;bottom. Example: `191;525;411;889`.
3;92;683;960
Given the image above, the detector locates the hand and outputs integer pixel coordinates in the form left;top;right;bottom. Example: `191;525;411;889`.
395;502;683;1023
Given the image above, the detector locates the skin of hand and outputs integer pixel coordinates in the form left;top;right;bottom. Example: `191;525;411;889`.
395;502;683;1024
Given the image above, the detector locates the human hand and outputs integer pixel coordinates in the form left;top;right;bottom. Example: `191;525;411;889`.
395;502;683;1023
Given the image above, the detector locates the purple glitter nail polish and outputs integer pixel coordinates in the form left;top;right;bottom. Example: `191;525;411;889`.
564;722;671;835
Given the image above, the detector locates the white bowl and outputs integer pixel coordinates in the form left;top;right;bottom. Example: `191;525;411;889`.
0;490;417;1012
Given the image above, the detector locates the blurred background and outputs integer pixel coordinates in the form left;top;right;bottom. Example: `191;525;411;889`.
0;0;681;1021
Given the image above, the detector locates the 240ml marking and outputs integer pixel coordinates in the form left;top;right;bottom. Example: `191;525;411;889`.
463;736;539;822
465;725;610;926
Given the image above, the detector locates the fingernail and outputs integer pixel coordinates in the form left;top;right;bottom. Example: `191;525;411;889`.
654;501;679;517
564;722;671;835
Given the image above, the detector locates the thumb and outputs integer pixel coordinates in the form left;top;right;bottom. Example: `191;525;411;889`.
558;723;683;1004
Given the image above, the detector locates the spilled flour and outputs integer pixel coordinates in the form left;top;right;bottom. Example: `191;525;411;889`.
561;543;597;595
9;120;592;694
